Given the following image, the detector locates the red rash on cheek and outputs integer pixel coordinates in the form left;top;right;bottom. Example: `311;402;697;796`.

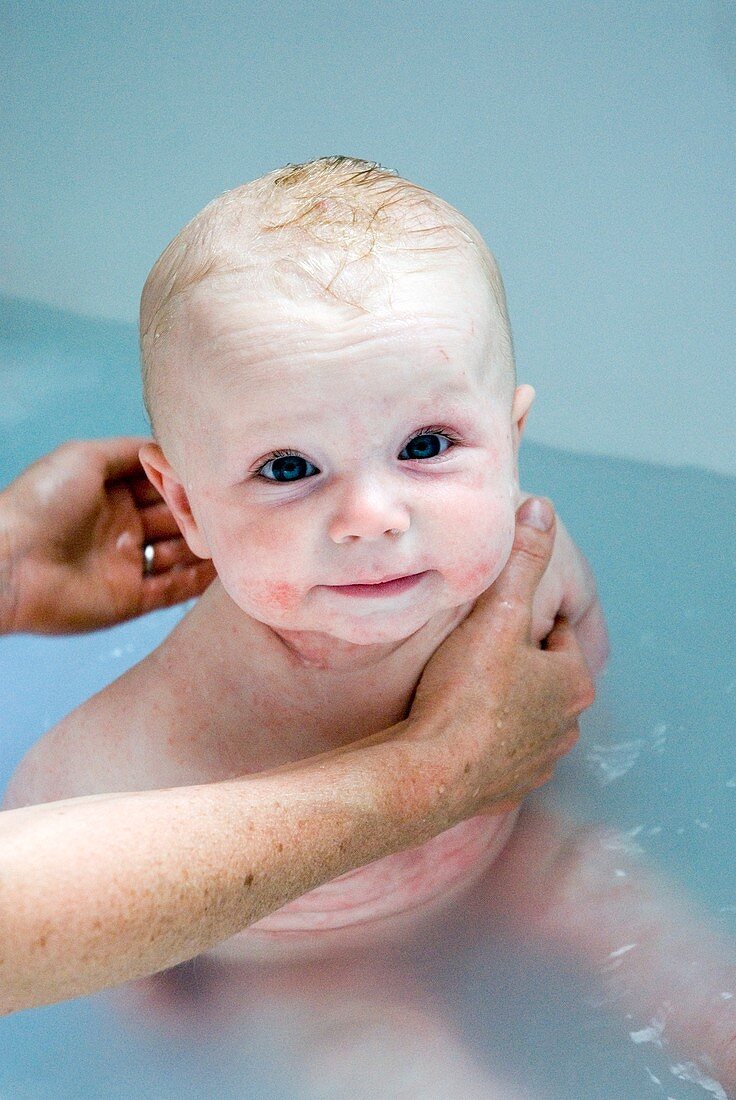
264;580;301;612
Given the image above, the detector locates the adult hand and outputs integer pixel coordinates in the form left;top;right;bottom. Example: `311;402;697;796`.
0;438;216;634
398;497;595;822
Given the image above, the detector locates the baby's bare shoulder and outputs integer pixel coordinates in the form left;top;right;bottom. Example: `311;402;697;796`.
1;645;179;810
2;585;271;811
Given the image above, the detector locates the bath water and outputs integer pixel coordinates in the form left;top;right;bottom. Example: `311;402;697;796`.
1;295;734;1099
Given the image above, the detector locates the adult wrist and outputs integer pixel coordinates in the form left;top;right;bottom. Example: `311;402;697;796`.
261;725;464;874
370;723;468;844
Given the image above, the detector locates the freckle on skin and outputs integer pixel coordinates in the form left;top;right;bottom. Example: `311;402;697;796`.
244;874;254;887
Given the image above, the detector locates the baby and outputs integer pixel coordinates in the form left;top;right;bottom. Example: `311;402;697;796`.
3;156;607;963
8;158;736;1093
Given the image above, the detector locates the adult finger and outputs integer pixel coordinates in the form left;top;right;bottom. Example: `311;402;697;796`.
140;560;217;612
138;500;185;541
544;617;597;715
94;437;154;482
552;723;581;756
138;536;202;574
128;475;163;507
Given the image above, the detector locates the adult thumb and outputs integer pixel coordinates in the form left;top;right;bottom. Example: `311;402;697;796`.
471;497;557;640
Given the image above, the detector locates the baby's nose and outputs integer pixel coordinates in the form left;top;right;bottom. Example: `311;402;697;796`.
327;479;409;543
329;518;408;543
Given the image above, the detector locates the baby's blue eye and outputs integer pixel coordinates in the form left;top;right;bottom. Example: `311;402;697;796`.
256;432;455;484
259;455;318;483
399;433;451;461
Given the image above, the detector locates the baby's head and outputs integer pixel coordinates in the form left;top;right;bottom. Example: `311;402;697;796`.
139;156;534;651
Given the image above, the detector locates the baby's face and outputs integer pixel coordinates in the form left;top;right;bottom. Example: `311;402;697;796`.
155;253;532;651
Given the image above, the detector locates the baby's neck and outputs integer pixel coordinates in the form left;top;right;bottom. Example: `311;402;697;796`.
179;582;475;758
267;625;422;672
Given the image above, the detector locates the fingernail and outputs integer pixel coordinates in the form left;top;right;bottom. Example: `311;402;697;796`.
518;497;553;531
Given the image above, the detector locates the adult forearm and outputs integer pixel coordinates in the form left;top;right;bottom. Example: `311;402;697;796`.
0;728;444;1014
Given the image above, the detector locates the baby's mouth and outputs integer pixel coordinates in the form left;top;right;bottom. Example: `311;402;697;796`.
324;572;429;598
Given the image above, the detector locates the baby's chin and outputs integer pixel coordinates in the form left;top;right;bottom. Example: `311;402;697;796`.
220;562;504;665
259;600;472;673
287;564;506;653
252;584;480;667
276;603;439;648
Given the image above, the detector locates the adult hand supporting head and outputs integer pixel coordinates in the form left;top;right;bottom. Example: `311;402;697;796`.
397;496;595;825
0;438;216;634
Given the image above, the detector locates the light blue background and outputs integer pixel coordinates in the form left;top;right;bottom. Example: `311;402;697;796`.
1;2;734;475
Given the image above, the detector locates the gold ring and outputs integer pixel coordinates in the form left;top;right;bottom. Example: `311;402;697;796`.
143;542;155;576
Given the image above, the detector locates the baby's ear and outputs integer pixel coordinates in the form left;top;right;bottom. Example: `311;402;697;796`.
512;384;535;441
138;443;211;560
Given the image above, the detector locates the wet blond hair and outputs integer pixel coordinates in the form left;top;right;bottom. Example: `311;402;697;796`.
140;156;515;428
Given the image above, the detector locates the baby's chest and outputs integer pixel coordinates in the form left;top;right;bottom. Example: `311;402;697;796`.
160;678;402;784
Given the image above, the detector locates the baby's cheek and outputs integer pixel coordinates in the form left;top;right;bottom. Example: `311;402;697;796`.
442;501;515;600
207;515;305;618
209;545;303;619
259;579;303;614
227;576;304;618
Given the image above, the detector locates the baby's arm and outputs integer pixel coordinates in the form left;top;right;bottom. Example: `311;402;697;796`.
519;493;609;677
